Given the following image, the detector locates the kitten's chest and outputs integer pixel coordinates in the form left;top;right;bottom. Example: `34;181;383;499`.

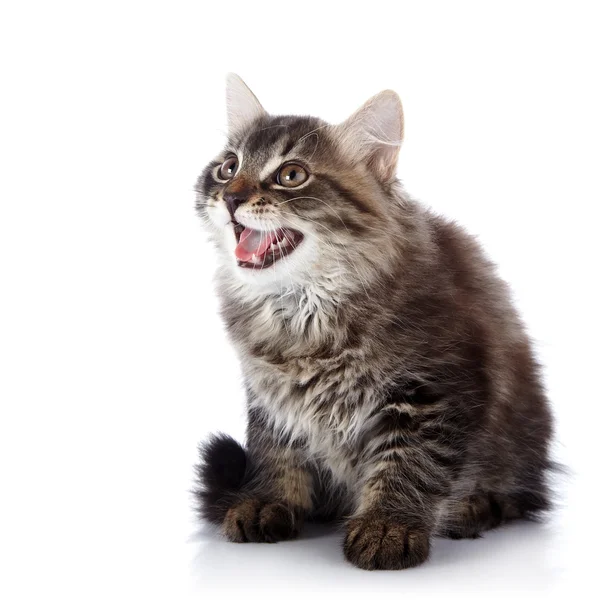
245;352;386;482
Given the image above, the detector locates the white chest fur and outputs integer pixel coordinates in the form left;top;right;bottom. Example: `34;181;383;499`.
244;352;385;485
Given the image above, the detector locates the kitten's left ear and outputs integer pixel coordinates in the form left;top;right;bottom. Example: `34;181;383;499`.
226;73;267;135
335;90;404;183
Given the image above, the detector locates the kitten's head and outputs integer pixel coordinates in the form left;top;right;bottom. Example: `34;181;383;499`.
196;74;405;296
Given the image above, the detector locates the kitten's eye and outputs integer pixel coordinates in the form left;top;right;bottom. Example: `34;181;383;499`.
218;156;238;180
277;163;308;187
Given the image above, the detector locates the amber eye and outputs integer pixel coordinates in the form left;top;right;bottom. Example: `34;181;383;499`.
218;156;238;180
277;163;308;187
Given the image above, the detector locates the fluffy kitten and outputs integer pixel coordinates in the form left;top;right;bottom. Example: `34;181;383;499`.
194;74;553;570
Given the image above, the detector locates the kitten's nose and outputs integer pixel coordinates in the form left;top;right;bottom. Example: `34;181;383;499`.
223;183;254;219
223;191;250;219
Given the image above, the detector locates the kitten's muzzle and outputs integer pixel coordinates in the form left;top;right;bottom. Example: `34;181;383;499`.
223;177;258;219
223;190;249;220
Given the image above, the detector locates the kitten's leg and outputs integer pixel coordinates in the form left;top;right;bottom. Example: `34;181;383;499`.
441;492;525;539
222;410;314;544
344;451;445;569
344;401;464;569
222;445;314;543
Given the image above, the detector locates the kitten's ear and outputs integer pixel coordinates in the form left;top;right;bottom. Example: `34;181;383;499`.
335;90;404;183
225;73;267;135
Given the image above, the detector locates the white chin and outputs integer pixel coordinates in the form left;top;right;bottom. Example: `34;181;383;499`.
230;236;316;292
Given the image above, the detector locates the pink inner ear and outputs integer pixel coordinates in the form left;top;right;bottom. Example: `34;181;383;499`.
336;90;403;182
226;74;267;134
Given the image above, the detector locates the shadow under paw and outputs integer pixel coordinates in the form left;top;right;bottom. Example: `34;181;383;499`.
344;515;430;570
223;499;300;543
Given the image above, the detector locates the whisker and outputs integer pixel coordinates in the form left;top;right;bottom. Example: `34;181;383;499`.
289;125;328;153
280;213;373;300
276;195;351;235
277;213;371;300
256;124;290;132
264;218;293;342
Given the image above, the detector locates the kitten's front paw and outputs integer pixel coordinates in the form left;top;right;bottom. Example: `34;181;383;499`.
343;515;430;570
223;499;299;543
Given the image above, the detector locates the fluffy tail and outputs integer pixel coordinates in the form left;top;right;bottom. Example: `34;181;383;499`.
194;434;250;524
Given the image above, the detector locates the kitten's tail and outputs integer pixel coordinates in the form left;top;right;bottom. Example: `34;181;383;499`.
193;434;250;525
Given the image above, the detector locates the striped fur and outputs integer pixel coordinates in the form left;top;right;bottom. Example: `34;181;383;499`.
193;75;553;570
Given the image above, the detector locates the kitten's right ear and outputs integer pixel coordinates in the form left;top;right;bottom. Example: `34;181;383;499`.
334;90;404;183
225;73;267;135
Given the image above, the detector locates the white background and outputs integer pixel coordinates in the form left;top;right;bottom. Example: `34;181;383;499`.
1;1;598;598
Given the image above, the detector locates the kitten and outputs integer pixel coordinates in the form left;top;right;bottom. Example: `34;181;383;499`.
194;74;553;570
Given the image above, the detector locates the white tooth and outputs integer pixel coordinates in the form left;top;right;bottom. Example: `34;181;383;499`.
251;253;259;263
280;237;289;248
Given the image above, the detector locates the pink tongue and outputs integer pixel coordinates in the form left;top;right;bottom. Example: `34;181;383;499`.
235;228;279;262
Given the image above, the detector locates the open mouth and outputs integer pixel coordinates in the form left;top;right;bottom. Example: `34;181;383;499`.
232;222;304;269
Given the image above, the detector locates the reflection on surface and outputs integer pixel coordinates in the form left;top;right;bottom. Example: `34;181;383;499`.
189;518;565;594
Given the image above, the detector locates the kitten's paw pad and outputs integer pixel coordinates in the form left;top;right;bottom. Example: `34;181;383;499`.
343;517;430;570
223;499;299;543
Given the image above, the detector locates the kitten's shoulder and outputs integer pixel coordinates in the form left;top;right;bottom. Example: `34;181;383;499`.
424;209;496;275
